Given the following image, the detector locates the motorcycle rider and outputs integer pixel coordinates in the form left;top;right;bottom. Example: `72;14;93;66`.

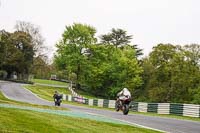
116;88;131;111
117;88;131;101
53;90;59;99
53;91;62;106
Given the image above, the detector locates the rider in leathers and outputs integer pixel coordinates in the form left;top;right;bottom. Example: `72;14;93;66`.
117;88;131;101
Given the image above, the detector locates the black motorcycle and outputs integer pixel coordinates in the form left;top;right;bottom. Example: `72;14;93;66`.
54;94;63;106
115;97;131;115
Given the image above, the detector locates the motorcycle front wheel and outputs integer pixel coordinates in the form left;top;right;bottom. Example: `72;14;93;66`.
123;104;129;115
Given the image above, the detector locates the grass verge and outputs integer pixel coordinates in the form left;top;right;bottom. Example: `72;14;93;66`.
0;107;159;133
31;79;68;86
24;85;71;101
31;78;104;99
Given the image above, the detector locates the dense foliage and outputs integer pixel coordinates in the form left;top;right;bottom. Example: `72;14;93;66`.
0;30;34;79
54;23;143;98
139;44;200;104
0;21;50;80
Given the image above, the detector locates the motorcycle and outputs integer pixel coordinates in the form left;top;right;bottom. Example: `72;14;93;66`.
54;94;63;106
115;96;131;115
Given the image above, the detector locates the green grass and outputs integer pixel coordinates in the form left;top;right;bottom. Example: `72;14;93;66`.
76;89;104;99
24;85;71;101
31;79;68;86
25;83;100;99
31;79;101;99
0;107;159;133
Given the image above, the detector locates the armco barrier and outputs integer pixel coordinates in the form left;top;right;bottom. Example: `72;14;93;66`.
183;104;200;117
170;104;184;116
147;103;158;113
63;94;200;118
157;103;170;114
138;102;148;112
130;102;138;112
103;99;109;108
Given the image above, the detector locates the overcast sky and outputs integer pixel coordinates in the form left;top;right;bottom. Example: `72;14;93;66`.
1;0;200;58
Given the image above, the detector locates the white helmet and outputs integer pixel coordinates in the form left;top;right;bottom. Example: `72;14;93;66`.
123;88;128;91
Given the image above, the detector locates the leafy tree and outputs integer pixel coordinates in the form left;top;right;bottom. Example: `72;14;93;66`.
135;57;154;101
31;55;53;79
146;44;182;102
142;43;200;103
99;34;112;45
62;23;97;46
183;44;200;66
15;21;45;57
100;28;143;57
55;23;97;89
55;24;143;98
0;30;10;70
130;44;143;57
0;30;34;79
100;28;132;48
182;44;200;103
79;44;143;98
0;30;19;78
10;31;34;79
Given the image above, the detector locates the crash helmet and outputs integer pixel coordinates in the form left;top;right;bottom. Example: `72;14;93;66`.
123;88;128;91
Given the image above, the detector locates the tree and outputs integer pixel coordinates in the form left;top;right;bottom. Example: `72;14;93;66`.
77;44;143;98
182;44;200;103
99;34;112;45
100;28;132;48
183;44;200;66
131;44;143;57
15;21;45;57
10;31;34;79
31;55;53;79
62;23;97;46
55;23;97;89
135;57;154;102
0;30;10;70
55;24;143;98
147;44;181;102
100;28;143;57
0;30;34;79
142;43;200;103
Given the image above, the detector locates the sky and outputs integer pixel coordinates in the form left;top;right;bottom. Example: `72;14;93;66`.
1;0;200;58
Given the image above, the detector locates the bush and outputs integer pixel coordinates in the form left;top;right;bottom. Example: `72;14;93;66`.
191;87;200;104
0;70;7;79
